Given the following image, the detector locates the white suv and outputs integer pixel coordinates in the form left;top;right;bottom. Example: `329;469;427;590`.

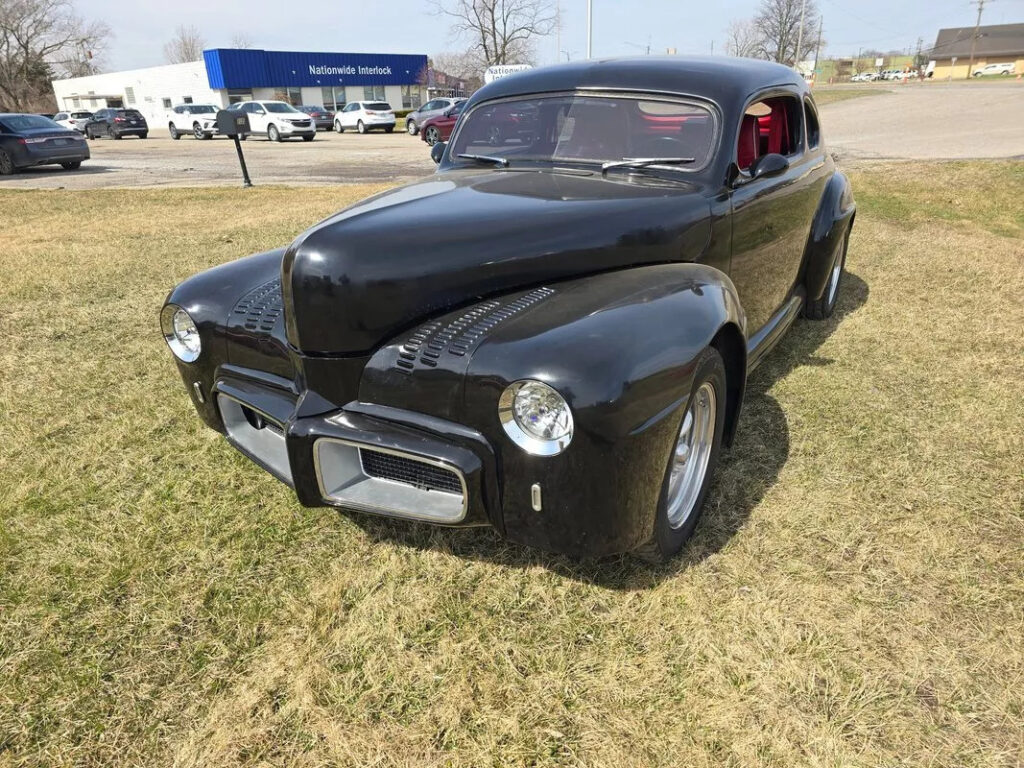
53;110;94;132
334;101;396;134
229;101;316;142
167;104;220;140
973;62;1015;77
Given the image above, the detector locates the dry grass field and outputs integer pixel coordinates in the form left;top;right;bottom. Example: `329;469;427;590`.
1;162;1022;767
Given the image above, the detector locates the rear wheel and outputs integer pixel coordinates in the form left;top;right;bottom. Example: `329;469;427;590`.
169;123;180;140
267;124;280;142
357;120;366;134
406;119;418;135
335;120;344;133
803;231;849;320
384;126;394;133
0;150;14;175
139;132;147;139
634;347;726;563
61;161;81;170
424;126;440;146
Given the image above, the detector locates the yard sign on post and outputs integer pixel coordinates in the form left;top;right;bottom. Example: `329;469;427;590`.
216;110;253;188
484;65;532;84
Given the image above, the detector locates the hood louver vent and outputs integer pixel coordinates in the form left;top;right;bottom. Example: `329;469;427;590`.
233;278;283;334
396;286;555;373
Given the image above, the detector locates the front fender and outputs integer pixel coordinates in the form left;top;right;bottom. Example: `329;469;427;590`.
360;264;745;556
802;170;856;301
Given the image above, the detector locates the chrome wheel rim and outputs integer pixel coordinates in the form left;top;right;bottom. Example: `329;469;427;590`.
827;241;845;306
666;382;716;529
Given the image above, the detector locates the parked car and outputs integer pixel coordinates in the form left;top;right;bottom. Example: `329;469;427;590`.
418;100;466;145
973;62;1015;77
227;101;315;142
167;104;220;140
84;108;148;139
53;110;94;132
0;113;90;175
160;57;855;562
334;101;395;133
297;105;334;131
405;97;466;135
850;72;876;82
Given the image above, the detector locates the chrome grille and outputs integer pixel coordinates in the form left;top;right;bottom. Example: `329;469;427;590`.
360;449;462;494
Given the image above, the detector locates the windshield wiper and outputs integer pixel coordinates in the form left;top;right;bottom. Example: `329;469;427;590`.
456;153;510;167
601;157;695;175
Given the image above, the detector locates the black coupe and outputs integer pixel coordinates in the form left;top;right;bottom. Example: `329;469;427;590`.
160;57;856;561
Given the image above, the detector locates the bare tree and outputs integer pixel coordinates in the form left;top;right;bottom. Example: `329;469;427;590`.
0;0;110;111
753;0;821;65
163;24;205;64
230;33;253;49
725;19;764;59
430;0;556;69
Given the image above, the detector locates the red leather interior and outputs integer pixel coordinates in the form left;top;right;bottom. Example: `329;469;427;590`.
767;101;790;154
737;114;760;170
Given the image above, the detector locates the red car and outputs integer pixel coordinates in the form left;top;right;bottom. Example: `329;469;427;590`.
419;100;466;146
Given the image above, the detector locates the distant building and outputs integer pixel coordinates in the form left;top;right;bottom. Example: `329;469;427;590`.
51;48;429;121
929;23;1024;79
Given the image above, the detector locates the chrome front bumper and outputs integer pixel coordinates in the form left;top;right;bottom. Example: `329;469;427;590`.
215;390;477;525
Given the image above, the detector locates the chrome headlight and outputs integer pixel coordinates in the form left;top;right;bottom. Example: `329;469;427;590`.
498;380;573;456
160;304;201;362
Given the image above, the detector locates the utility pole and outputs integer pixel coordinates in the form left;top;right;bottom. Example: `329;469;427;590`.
967;0;990;78
813;15;823;73
587;0;593;59
794;0;808;67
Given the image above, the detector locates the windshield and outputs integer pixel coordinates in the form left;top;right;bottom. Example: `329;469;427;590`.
1;114;61;131
265;102;299;113
449;93;717;170
189;105;216;114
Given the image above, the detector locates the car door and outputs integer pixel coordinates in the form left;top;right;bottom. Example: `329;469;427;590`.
246;103;267;133
341;102;358;128
728;91;826;346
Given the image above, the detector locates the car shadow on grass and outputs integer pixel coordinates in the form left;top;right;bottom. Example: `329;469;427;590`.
353;271;870;589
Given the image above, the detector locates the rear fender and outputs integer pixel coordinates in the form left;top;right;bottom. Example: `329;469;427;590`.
802;170;856;301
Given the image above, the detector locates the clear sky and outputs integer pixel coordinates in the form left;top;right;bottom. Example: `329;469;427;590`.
76;0;1015;72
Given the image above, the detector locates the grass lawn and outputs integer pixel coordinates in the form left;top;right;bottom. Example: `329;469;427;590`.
811;87;890;106
1;162;1022;767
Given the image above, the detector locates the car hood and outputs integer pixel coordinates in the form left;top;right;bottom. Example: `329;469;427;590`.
281;168;713;355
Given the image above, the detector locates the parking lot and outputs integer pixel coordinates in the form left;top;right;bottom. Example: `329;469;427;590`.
1;83;1021;191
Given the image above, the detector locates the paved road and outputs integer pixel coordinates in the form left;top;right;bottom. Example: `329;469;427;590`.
1;82;1021;191
821;82;1024;163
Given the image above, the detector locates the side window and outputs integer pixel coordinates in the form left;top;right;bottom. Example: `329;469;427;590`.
55;113;67;121
737;95;804;171
804;99;820;150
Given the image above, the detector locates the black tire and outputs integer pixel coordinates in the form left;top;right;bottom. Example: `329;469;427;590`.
169;123;180;140
633;347;727;563
139;132;147;139
384;126;394;133
357;120;366;134
60;161;81;170
424;126;440;146
239;134;248;141
193;123;205;139
302;134;315;142
335;120;344;133
109;126;120;140
803;230;849;320
268;124;280;142
406;119;418;135
0;149;14;175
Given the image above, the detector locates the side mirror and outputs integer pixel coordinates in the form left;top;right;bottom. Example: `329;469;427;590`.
430;141;446;164
750;153;790;180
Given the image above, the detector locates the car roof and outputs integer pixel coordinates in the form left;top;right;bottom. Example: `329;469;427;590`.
467;56;807;114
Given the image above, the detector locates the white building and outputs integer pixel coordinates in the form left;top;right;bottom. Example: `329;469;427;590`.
51;48;431;123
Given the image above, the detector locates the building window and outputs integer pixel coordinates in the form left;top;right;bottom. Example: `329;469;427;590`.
183;95;193;104
274;87;302;105
124;87;135;104
401;85;423;110
363;85;385;101
162;97;172;108
321;86;344;112
71;96;81;107
227;89;252;104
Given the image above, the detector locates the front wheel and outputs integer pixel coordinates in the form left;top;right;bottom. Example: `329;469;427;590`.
634;347;726;563
267;124;280;142
335;120;344;133
193;123;205;139
357;120;366;134
60;161;82;170
169;123;180;140
406;119;418;135
424;126;440;146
